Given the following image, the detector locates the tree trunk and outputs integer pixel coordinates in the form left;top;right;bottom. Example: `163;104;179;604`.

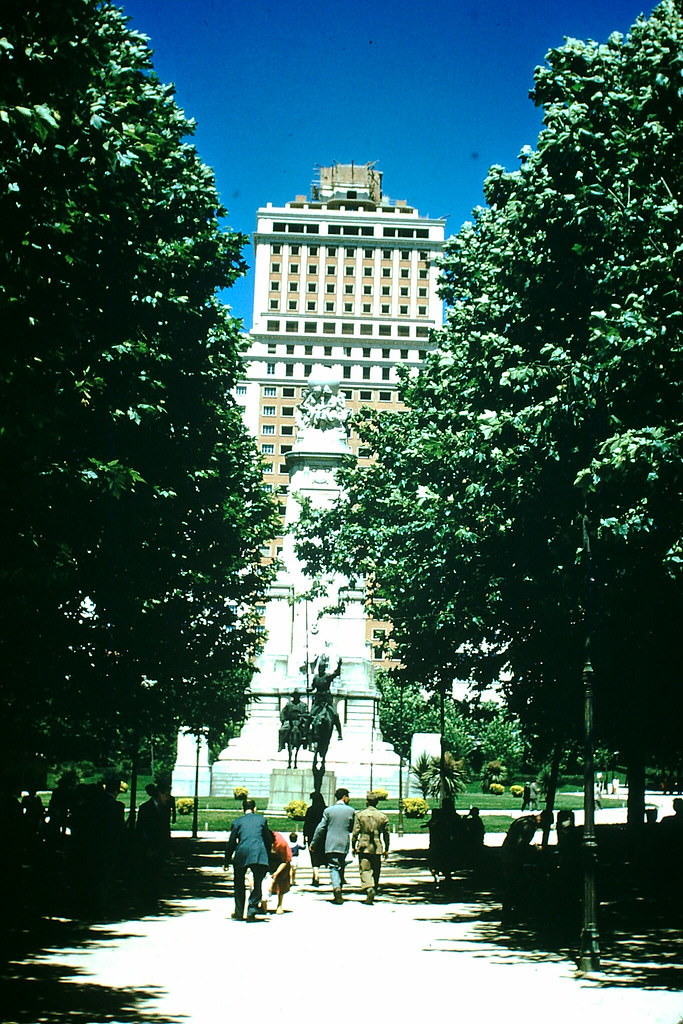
128;743;138;828
626;751;645;829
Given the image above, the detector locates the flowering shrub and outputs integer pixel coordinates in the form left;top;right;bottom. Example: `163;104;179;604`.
489;784;505;796
233;786;249;800
367;789;388;802
510;785;524;798
401;797;429;818
176;797;195;815
285;800;307;820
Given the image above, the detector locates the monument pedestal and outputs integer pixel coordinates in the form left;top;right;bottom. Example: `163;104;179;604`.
269;768;337;811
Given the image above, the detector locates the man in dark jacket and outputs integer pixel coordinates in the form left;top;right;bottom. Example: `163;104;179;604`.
225;799;274;921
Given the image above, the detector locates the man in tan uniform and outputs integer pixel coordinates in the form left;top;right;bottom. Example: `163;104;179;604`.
352;793;390;904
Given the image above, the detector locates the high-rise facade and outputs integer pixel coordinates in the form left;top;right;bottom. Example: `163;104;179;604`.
236;163;446;563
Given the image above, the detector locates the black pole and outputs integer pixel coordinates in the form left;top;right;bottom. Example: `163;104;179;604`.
398;679;404;836
578;511;600;973
191;735;200;840
439;681;446;806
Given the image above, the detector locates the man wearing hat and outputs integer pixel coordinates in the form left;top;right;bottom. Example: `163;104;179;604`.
352;792;390;904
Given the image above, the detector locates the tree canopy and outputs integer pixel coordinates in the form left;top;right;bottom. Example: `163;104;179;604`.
0;0;279;781
295;1;683;773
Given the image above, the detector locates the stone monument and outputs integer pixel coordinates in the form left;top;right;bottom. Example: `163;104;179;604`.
173;373;401;804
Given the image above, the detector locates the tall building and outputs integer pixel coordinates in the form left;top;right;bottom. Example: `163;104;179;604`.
237;163;445;547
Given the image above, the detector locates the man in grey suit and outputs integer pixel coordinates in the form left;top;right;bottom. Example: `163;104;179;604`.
311;787;355;904
224;798;273;921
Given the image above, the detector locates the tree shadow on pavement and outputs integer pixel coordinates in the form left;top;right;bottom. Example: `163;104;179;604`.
388;842;683;991
0;838;227;1023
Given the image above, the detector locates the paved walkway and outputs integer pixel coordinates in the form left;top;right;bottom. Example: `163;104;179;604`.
10;832;683;1024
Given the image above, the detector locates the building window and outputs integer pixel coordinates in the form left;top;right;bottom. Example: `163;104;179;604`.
285;365;294;377
362;347;371;357
379;326;391;337
362;303;371;313
236;385;247;396
345;265;354;276
282;406;294;416
381;304;390;314
400;287;409;297
360;326;372;337
261;444;275;454
382;367;390;380
263;386;277;397
381;286;391;296
327;247;337;256
263;463;274;473
262;405;276;415
416;327;429;337
379;390;391;401
267;320;280;331
303;364;312;377
344;302;353;312
400;348;409;360
267;343;276;354
290;245;300;254
266;363;275;375
363;267;373;276
401;250;410;260
382;347;390;358
271;262;280;272
382;268;391;277
307;302;317;311
326;283;335;293
326;265;335;275
418;305;427;315
270;281;280;291
324;345;333;355
363;285;372;295
289;282;298;292
362;367;371;379
323;324;335;334
288;300;298;311
280;443;293;453
307;282;317;292
359;390;372;400
397;326;410;337
272;245;281;254
325;302;334;311
400;268;410;279
399;305;408;315
419;269;428;279
286;321;299;332
382;249;391;258
343;365;351;379
304;345;313;354
309;246;318;255
304;322;316;333
344;284;354;294
419;250;428;259
345;247;354;256
269;300;280;310
283;387;295;397
342;324;353;335
282;425;294;435
307;264;317;274
262;424;275;435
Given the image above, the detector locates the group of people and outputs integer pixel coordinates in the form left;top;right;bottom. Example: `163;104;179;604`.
224;787;391;919
425;800;486;883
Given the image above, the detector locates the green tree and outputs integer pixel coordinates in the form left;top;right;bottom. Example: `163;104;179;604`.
295;2;683;817
0;0;279;783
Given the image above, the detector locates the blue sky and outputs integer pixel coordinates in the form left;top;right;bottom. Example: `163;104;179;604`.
121;0;652;326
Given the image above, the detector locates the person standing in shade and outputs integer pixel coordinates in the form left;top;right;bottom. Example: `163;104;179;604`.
311;787;355;904
352;793;390;904
303;791;326;887
224;798;273;921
